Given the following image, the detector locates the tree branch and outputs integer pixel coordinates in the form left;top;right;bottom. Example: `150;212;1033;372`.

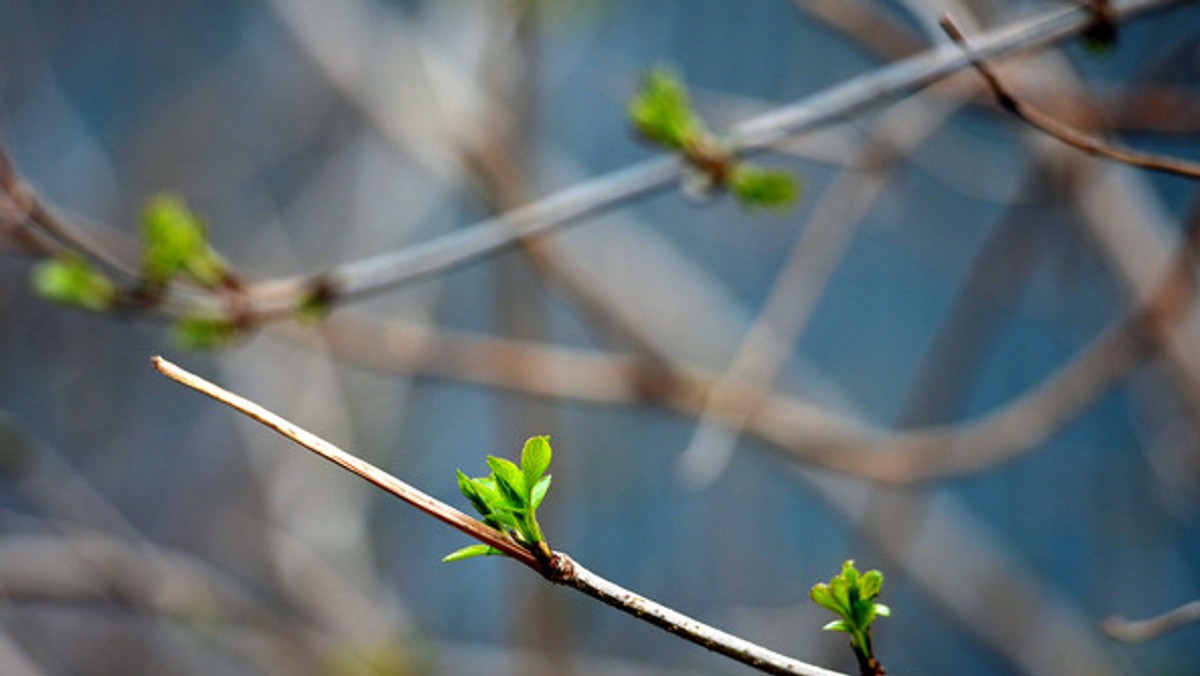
939;13;1200;181
1103;599;1200;641
151;357;848;676
151;356;539;568
677;53;976;487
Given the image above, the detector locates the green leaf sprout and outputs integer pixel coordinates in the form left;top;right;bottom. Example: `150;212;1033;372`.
141;194;227;288
628;67;703;150
810;560;890;669
442;544;502;563
32;255;116;312
628;66;801;212
730;165;802;211
445;435;554;563
173;315;241;350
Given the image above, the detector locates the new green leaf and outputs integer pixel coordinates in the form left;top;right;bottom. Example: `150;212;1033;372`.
32;255;115;312
442;544;501;562
487;455;527;507
141;194;227;288
730;164;801;210
446;436;555;563
628;68;702;150
521;435;551;490
173;315;240;350
810;560;889;667
530;474;552;510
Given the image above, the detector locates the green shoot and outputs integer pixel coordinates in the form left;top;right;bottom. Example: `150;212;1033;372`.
730;165;802;211
445;435;553;562
810;560;890;671
141;194;227;288
173;315;241;350
628;67;703;150
628;66;801;212
31;255;116;312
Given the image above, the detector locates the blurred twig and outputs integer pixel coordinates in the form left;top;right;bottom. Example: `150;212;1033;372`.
0;145;149;287
0;531;322;674
794;0;1200;136
792;0;925;60
1103;599;1200;641
940;13;1200;181
897;166;1056;426
677;63;974;487
277;304;1129;483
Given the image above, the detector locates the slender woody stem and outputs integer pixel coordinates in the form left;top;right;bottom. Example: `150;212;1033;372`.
151;356;849;676
939;13;1200;181
151;356;538;567
1103;599;1200;642
550;553;847;676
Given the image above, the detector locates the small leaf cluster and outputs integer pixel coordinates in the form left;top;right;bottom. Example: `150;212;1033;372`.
142;195;245;348
32;254;117;312
730;165;801;209
628;68;703;151
444;436;553;563
28;194;250;348
140;194;228;289
810;560;890;662
627;67;801;211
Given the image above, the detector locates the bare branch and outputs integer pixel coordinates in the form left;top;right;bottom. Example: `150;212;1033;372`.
555;554;847;676
151;356;539;568
792;0;925;60
1103;599;1200;641
939;13;1200;181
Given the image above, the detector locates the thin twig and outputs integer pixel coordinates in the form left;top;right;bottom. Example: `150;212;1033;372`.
555;554;846;676
939;13;1200;181
792;0;925;61
794;0;1200;136
151;356;540;568
678;66;971;487
281;291;1138;484
1103;599;1200;641
0;531;324;674
0;145;147;282
151;357;848;676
